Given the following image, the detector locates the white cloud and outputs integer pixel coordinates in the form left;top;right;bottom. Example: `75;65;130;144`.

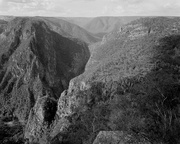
0;0;180;17
110;0;180;16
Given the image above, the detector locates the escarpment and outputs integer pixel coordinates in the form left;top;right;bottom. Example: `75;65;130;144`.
0;17;90;143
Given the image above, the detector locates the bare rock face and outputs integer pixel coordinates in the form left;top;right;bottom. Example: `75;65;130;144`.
93;131;124;144
25;96;57;142
93;131;151;144
0;17;90;143
50;89;79;139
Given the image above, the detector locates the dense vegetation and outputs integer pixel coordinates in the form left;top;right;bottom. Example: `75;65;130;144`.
79;17;180;82
59;17;180;144
63;69;180;143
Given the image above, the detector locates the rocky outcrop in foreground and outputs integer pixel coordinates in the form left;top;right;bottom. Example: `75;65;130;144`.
93;131;150;144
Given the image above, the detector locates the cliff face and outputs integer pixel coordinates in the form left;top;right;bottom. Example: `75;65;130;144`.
0;17;90;143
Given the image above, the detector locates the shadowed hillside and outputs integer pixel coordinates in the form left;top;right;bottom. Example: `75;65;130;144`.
0;17;90;143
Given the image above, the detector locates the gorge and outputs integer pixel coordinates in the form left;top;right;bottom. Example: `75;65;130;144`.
0;16;180;144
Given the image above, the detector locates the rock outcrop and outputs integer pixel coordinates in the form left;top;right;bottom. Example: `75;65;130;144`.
93;131;151;144
93;131;124;144
0;17;90;143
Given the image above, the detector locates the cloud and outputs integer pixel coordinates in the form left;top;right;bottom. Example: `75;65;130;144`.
0;0;57;13
0;0;55;11
0;0;180;17
7;0;32;3
109;0;180;16
0;0;69;16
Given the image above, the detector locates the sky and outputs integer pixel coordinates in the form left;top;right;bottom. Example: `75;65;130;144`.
0;0;180;17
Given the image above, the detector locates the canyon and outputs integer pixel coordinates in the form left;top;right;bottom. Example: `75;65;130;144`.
0;16;180;144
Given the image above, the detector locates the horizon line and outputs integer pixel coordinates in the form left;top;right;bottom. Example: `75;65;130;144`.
0;15;180;18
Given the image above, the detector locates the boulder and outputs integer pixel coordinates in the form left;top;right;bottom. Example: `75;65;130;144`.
93;131;151;144
93;131;124;144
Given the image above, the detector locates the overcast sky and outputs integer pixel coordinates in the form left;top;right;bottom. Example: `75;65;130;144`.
0;0;180;17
